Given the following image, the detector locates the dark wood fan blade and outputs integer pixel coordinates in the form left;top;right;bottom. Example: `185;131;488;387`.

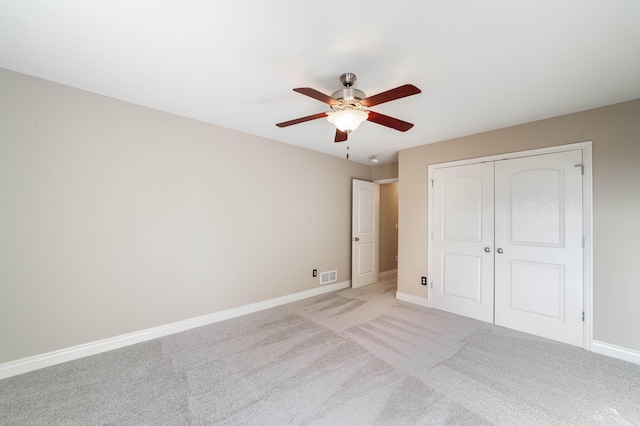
367;111;414;132
293;88;339;105
334;129;348;142
360;84;421;107
276;112;328;128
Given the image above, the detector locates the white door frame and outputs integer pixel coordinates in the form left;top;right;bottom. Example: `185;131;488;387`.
427;141;593;350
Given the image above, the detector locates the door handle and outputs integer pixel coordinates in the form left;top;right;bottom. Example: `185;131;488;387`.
484;247;491;253
497;248;504;254
352;237;360;242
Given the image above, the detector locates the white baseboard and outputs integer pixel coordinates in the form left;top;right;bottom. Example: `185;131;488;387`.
396;291;429;307
591;340;640;366
0;280;351;380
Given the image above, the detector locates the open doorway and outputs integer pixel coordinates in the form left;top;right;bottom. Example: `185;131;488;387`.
351;179;398;288
379;181;398;278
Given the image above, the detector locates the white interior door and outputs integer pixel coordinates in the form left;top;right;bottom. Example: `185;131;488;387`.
431;163;495;323
494;150;584;346
352;179;379;288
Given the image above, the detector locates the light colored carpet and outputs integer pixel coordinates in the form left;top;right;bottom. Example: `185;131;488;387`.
1;277;639;425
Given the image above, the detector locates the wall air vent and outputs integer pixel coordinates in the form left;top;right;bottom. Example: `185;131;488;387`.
320;270;337;285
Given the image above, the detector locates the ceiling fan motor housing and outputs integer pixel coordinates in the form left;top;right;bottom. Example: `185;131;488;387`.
331;88;366;102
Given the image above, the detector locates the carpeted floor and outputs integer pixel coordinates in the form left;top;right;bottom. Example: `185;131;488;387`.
1;276;640;425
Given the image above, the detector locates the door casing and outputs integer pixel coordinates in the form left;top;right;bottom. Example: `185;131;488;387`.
427;141;593;350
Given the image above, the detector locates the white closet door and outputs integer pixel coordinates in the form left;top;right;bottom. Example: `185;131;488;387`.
432;162;495;323
494;150;584;346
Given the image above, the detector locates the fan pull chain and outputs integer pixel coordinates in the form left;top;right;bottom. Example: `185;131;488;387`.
346;145;350;160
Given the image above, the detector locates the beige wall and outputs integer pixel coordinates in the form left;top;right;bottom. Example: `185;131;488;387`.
379;183;398;273
398;99;640;351
0;68;372;363
372;162;398;181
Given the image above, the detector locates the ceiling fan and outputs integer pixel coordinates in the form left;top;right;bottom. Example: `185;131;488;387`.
276;73;421;143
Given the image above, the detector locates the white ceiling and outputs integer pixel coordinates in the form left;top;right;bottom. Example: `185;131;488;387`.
1;1;639;165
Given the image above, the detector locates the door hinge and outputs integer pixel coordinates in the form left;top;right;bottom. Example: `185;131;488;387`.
431;179;434;188
575;164;584;175
582;311;585;322
430;281;433;290
582;237;585;248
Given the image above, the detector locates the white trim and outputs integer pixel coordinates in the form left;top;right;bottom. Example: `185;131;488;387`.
581;143;593;351
427;141;593;349
396;291;430;307
428;141;593;170
374;178;398;184
592;341;640;366
379;269;398;280
0;280;351;380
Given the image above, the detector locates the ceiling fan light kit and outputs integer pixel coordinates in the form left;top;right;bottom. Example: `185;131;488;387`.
327;108;369;133
276;73;421;146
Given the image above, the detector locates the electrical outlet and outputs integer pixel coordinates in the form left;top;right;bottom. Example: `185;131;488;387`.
421;276;427;285
313;269;317;278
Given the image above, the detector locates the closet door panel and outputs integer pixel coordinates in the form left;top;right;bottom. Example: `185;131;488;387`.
432;162;494;323
494;150;584;347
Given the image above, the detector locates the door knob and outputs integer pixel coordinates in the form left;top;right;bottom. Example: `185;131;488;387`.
484;247;491;253
353;237;360;242
497;248;504;254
